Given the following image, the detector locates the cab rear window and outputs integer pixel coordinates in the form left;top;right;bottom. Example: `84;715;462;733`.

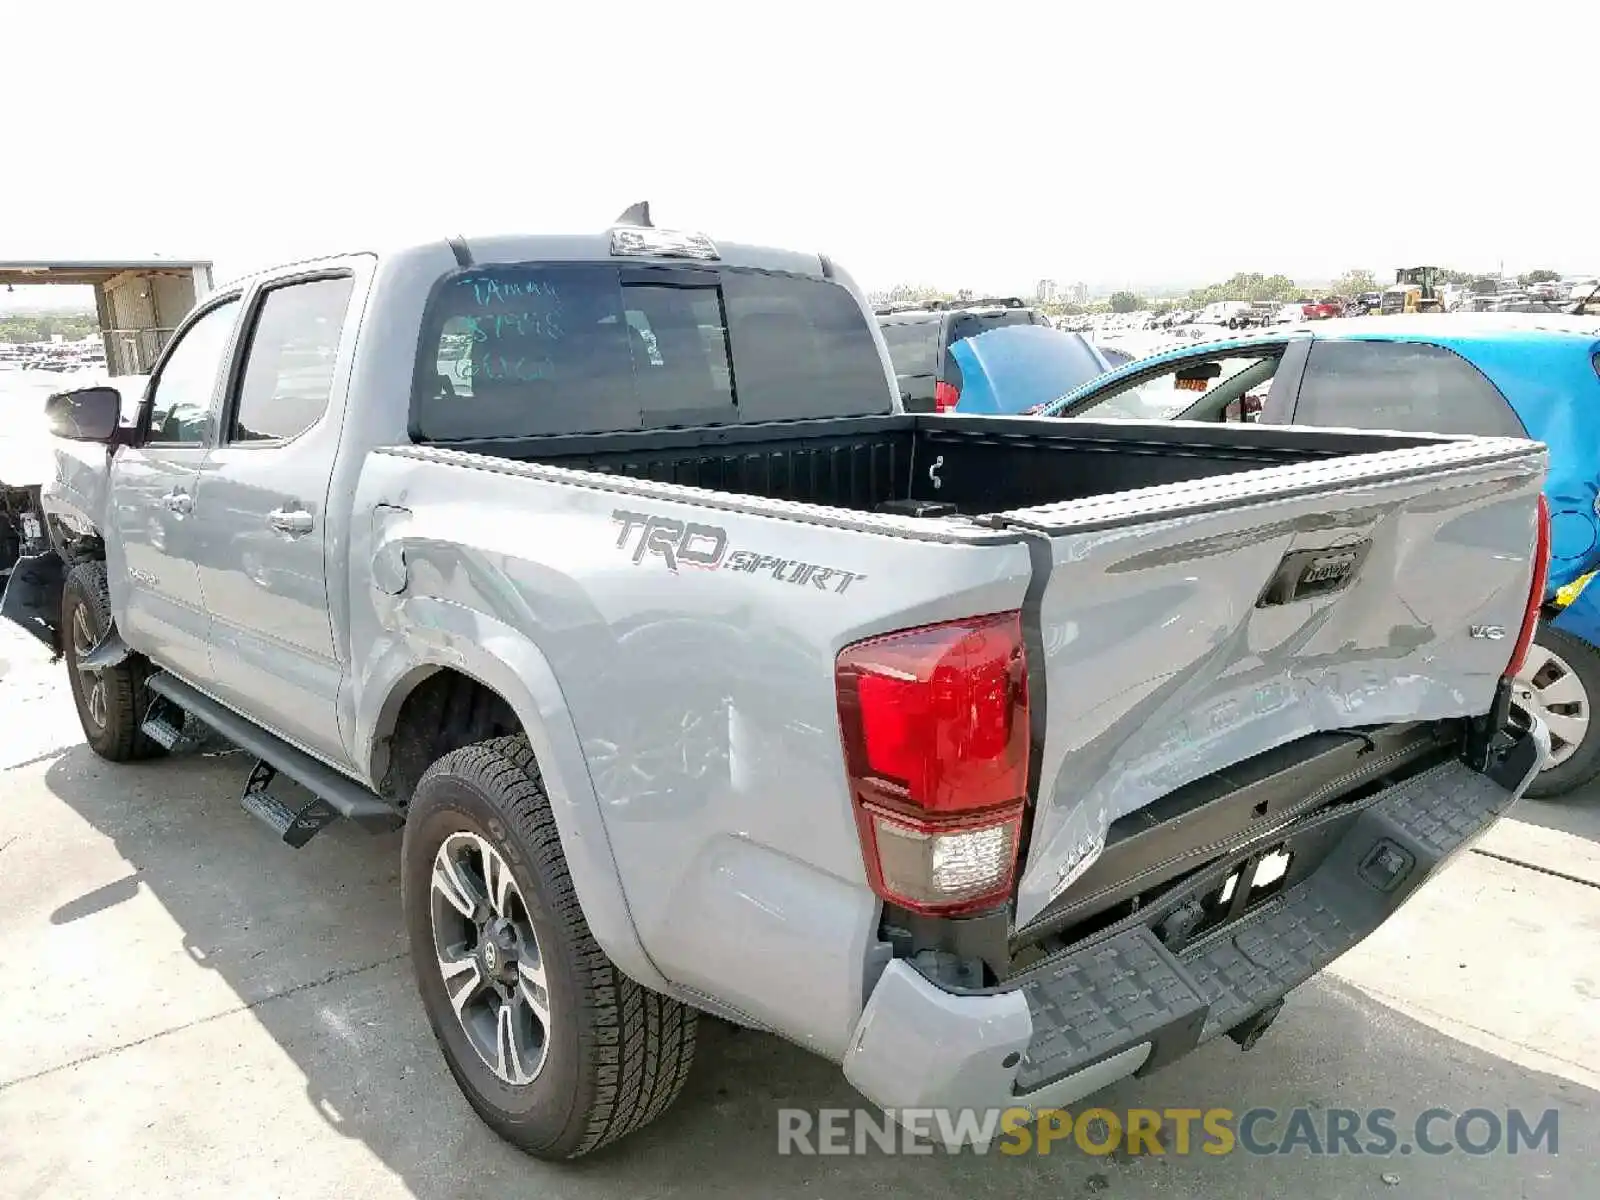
413;265;889;440
879;320;940;377
946;310;1038;346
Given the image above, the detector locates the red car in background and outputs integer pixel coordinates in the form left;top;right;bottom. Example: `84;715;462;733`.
1301;297;1345;320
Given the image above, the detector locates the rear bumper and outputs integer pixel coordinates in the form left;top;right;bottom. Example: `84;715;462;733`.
843;720;1548;1118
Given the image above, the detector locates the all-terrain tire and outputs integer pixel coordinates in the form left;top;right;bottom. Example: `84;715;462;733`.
61;560;166;762
1521;622;1600;799
402;734;697;1159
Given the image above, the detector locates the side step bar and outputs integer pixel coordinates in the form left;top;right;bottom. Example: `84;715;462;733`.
145;671;403;844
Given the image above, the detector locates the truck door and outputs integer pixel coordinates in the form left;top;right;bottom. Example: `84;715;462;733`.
188;273;358;768
106;295;242;684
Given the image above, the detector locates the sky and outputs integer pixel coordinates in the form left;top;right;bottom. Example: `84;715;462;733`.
3;0;1597;306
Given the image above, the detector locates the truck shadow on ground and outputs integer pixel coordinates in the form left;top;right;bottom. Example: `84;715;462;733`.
1508;786;1600;842
40;744;1600;1200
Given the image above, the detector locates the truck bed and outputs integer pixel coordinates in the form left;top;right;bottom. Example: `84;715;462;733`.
439;414;1444;518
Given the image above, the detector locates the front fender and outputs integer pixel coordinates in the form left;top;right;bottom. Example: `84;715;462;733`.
357;595;670;994
42;440;115;543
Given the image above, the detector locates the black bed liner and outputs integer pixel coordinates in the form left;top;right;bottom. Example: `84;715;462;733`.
432;414;1444;518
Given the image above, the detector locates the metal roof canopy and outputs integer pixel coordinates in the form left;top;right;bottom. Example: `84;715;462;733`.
0;258;213;287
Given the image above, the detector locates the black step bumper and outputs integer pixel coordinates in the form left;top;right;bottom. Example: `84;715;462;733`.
843;720;1547;1118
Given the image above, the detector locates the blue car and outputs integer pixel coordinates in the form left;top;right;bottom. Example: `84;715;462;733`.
1039;314;1600;798
944;324;1117;415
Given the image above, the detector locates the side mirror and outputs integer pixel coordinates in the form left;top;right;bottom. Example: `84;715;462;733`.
44;387;124;443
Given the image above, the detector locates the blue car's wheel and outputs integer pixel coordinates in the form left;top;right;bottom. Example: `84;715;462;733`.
1516;624;1600;799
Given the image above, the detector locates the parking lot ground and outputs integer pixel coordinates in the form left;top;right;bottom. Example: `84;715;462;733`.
4;626;1600;1198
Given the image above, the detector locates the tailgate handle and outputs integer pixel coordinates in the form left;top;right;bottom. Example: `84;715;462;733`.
1257;541;1373;607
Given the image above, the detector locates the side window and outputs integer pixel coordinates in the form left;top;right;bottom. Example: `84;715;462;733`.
145;298;241;444
230;276;355;443
722;272;891;420
1294;341;1526;437
1076;354;1280;421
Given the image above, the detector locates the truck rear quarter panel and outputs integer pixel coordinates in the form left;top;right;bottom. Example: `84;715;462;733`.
349;449;1034;1057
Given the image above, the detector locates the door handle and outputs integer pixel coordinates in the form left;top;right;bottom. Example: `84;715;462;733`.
268;508;315;536
162;490;193;515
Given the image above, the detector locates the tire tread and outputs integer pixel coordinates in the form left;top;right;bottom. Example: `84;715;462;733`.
413;734;696;1157
62;561;164;762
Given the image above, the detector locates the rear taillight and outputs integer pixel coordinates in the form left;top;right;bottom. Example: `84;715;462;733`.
1504;495;1551;680
933;381;961;413
835;612;1030;915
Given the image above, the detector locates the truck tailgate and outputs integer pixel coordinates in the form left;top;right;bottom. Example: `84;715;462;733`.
992;437;1548;927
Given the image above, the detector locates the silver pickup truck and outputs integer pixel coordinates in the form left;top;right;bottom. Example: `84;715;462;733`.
3;215;1552;1159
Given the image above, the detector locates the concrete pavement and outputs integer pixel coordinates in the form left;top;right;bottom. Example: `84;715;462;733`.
3;624;1599;1198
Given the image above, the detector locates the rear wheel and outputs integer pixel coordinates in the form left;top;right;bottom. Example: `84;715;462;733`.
402;734;696;1159
1515;623;1600;798
61;560;165;762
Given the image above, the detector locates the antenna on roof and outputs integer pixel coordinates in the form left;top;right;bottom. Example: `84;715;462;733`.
614;201;653;228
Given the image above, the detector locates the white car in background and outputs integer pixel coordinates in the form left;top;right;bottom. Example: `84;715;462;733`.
1196;300;1251;327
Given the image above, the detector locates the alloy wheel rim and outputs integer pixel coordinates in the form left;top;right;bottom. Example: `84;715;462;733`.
70;603;108;730
429;831;551;1086
1514;641;1591;770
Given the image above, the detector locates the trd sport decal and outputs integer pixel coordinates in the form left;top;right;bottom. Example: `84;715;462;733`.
611;509;867;594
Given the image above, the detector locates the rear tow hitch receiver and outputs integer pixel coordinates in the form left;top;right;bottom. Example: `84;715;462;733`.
239;759;340;848
1227;999;1285;1051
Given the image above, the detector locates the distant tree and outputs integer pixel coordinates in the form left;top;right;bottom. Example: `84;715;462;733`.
1436;268;1476;286
1150;302;1174;317
1109;291;1145;313
1330;269;1379;298
0;312;100;343
1040;302;1088;317
878;283;954;305
1258;274;1298;301
1520;268;1561;285
1187;272;1301;306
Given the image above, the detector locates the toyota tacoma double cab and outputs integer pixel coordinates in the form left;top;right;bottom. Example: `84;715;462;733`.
3;210;1552;1159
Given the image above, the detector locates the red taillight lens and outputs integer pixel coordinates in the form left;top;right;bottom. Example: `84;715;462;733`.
933;381;961;412
836;612;1030;914
1504;494;1551;680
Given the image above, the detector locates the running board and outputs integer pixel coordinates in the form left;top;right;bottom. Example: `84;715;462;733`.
140;697;197;753
145;671;403;840
241;759;340;848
